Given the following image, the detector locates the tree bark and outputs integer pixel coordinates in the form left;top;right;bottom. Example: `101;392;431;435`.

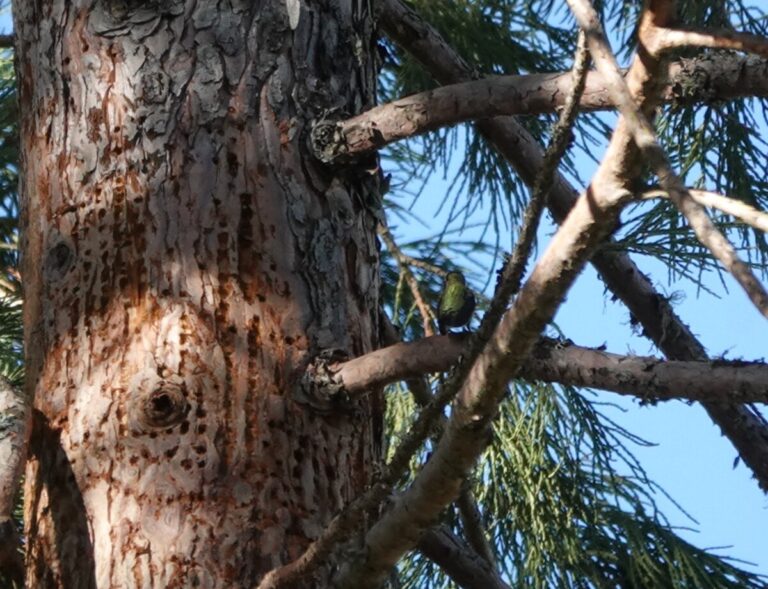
14;2;381;587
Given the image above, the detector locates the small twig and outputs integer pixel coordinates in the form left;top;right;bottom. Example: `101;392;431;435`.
642;189;768;234
567;0;768;320
391;252;446;277
654;27;768;58
379;224;437;336
499;31;590;302
0;35;13;50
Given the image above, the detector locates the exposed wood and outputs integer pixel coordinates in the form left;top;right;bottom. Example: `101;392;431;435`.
654;27;768;56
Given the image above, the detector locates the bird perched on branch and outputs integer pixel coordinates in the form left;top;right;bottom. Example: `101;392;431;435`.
437;271;476;335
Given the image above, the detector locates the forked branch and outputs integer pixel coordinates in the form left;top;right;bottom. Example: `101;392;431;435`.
333;4;679;584
567;0;768;319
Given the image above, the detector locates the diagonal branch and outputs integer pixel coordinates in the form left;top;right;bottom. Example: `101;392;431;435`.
379;224;438;336
333;2;684;582
455;485;496;569
419;525;511;589
654;27;768;57
568;0;768;319
378;0;768;492
643;189;768;234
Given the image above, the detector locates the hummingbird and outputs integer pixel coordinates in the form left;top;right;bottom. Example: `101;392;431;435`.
437;271;476;334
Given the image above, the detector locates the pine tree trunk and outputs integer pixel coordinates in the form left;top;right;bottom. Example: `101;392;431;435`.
14;2;381;587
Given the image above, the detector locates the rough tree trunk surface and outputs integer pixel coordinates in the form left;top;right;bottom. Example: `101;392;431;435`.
15;2;380;587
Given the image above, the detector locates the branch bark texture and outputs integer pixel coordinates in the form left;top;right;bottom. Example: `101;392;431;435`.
330;335;768;404
320;54;768;158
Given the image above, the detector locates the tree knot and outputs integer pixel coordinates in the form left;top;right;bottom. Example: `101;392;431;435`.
310;119;348;164
295;348;353;413
136;383;189;430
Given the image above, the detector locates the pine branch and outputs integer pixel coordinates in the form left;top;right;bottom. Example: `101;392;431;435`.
378;0;768;492
314;54;768;160
322;334;768;404
333;2;679;583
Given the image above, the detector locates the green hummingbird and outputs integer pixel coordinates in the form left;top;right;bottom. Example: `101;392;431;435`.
437;271;476;334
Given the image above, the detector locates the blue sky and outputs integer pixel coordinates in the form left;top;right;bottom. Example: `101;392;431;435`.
400;131;768;572
3;4;766;578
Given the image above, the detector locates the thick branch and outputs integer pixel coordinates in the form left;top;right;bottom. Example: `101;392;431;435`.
455;486;496;569
419;526;511;589
379;0;768;492
331;335;768;404
316;54;768;158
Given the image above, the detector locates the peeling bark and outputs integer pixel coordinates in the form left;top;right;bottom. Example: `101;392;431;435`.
14;2;381;587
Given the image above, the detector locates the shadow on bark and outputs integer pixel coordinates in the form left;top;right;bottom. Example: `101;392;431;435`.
26;412;96;589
